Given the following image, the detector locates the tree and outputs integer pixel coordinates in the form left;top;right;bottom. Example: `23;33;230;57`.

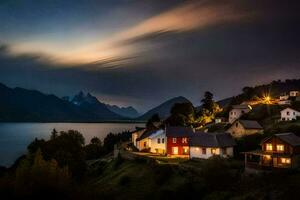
50;128;58;140
201;91;214;113
146;114;161;129
166;103;195;126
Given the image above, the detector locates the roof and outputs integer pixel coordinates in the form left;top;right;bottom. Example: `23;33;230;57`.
149;129;164;139
232;105;251;109
238;120;263;129
189;132;236;147
280;107;300;113
136;129;157;141
165;126;194;137
275;133;300;146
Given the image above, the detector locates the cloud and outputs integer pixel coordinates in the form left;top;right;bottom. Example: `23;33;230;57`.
8;0;256;66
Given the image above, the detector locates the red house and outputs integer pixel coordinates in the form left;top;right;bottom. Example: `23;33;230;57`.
166;126;194;156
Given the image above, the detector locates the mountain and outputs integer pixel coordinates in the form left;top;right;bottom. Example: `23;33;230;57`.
137;96;191;120
70;92;140;118
0;83;124;122
106;105;140;118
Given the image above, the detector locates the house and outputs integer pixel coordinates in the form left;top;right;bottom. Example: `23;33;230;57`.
281;107;300;121
131;127;146;147
136;129;157;151
290;90;300;97
279;94;289;101
244;133;300;171
227;119;263;138
228;105;252;124
189;132;236;159
278;99;292;105
166;126;194;156
149;129;166;154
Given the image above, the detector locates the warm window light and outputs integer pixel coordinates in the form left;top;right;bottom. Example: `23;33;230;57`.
211;148;217;154
172;147;178;155
266;143;273;151
196;147;199;151
264;155;271;160
277;145;284;151
281;158;291;164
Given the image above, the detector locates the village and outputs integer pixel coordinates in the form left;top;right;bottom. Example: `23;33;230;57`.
129;90;300;172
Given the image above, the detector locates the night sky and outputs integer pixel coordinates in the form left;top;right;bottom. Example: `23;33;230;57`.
0;0;300;112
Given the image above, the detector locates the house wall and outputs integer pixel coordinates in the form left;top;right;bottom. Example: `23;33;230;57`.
137;138;151;151
281;108;300;121
228;108;250;124
150;134;167;154
132;129;145;147
290;91;300;97
262;137;293;154
167;137;189;156
227;121;262;138
190;147;233;159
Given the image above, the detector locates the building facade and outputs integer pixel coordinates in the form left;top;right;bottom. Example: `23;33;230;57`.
281;107;300;121
149;129;166;154
228;105;252;124
244;133;300;170
189;133;235;159
166;126;194;156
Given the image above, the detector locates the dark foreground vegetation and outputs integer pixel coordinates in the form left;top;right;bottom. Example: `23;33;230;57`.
1;129;300;199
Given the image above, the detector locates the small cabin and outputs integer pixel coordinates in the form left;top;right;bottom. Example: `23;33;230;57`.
227;120;263;138
244;133;300;171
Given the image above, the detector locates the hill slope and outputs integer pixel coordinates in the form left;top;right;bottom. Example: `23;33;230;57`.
137;96;191;120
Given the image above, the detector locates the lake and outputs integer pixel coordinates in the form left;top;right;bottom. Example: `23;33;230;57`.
0;122;144;167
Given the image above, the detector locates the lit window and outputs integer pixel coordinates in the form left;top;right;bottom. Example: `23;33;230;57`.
183;147;189;155
281;158;291;164
264;155;271;160
182;137;188;144
211;148;217;155
277;145;284;151
266;143;273;151
172;147;178;155
196;147;200;151
172;138;177;143
202;148;206;155
157;138;160;144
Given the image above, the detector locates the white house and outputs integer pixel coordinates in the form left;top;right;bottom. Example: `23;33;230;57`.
131;128;146;147
281;108;300;121
228;105;252;124
290;91;300;97
189;132;236;159
149;129;166;154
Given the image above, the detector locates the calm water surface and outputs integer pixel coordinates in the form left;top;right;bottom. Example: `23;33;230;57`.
0;123;143;167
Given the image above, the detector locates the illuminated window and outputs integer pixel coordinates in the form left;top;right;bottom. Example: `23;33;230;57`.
264;155;271;160
172;138;177;143
202;148;206;155
277;145;284;151
196;147;200;151
183;147;189;155
172;147;178;155
182;137;188;144
281;158;291;164
211;148;217;155
266;143;273;151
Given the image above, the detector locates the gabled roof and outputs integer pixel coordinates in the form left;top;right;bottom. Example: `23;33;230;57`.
149;129;165;139
136;129;157;141
165;126;194;137
270;133;300;146
190;132;236;147
238;120;263;129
